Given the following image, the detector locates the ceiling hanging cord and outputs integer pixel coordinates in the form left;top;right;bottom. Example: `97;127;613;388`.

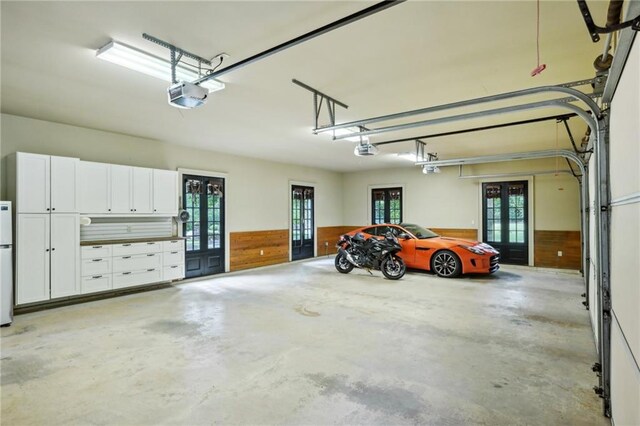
531;0;547;77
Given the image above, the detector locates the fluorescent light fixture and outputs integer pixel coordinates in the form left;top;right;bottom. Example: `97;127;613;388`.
333;127;369;143
96;40;225;93
397;152;418;162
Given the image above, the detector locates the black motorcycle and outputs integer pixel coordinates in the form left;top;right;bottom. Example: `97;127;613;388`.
335;232;406;280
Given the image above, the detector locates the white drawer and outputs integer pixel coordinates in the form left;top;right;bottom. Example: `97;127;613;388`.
81;245;113;259
112;253;161;273
112;242;162;256
163;250;184;266
163;264;185;281
113;269;162;289
81;274;112;294
162;239;185;252
82;257;112;276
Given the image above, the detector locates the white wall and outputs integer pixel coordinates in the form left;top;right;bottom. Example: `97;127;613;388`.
342;159;581;231
608;36;640;426
0;114;344;233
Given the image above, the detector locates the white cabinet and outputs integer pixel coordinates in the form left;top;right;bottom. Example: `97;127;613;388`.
50;214;80;298
110;164;132;214
153;169;179;215
16;153;50;213
79;161;111;214
16;213;81;305
15;153;79;214
50;156;79;213
132;167;153;214
16;215;50;304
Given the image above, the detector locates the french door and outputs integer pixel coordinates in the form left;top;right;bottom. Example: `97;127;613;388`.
291;185;314;261
482;181;529;265
183;175;225;278
372;188;402;224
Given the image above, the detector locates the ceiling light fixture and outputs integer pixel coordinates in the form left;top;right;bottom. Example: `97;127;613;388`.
96;40;225;93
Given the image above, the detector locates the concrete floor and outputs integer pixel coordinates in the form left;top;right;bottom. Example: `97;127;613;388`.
1;258;608;425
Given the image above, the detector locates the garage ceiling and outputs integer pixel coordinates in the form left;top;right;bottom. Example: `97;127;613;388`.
0;1;608;171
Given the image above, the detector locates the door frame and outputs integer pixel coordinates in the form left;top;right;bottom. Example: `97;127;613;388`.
289;180;317;261
477;176;534;266
367;183;405;225
178;168;229;273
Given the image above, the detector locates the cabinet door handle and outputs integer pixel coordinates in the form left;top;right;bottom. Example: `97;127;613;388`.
171;251;178;254
52;208;56;211
92;259;102;262
122;256;131;259
123;244;131;247
92;246;102;249
45;248;49;252
147;268;155;272
51;248;56;251
146;254;155;257
146;242;156;245
122;272;131;275
108;209;111;212
171;266;178;269
92;275;103;279
46;208;50;211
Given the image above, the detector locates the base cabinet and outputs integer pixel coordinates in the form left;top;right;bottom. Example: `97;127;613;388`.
17;213;80;305
80;239;185;296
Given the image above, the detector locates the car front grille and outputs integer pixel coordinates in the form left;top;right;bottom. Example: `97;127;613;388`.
490;255;500;273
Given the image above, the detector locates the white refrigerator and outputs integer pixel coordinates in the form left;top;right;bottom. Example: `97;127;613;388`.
0;201;13;326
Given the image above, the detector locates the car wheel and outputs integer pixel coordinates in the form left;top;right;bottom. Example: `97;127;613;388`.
381;255;406;280
431;250;462;278
335;253;354;274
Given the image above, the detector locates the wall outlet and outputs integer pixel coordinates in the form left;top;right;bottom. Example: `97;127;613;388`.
260;249;264;256
324;241;329;247
558;251;563;257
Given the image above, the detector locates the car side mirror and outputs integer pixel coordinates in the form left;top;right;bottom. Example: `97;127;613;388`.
398;233;411;240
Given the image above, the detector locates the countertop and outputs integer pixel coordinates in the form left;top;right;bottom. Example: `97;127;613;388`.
80;236;186;246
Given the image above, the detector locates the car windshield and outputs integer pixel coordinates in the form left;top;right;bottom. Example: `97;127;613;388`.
400;223;439;239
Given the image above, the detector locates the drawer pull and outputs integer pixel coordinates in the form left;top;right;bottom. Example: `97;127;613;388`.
123;244;131;247
92;259;103;262
122;256;131;259
92;275;103;279
146;254;155;257
171;266;178;269
147;268;155;272
171;251;179;254
147;242;156;245
92;246;103;249
122;272;131;275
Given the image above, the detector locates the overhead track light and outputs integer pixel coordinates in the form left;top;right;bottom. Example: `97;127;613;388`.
96;40;225;93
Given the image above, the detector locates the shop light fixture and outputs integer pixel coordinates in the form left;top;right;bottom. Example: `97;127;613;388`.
96;40;225;93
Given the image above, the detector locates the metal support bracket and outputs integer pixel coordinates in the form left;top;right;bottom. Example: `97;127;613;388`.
577;0;640;42
292;79;349;132
143;33;213;83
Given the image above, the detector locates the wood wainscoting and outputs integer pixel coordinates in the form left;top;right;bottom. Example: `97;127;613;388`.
430;228;478;240
534;230;581;270
316;226;360;257
230;229;289;271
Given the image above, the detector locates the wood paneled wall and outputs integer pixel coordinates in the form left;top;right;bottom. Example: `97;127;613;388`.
430;228;478;240
316;226;360;257
534;230;581;270
230;229;289;271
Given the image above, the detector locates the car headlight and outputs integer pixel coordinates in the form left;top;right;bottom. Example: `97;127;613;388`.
459;245;484;255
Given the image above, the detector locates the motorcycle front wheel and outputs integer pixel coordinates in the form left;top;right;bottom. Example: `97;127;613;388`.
335;252;355;274
381;255;406;280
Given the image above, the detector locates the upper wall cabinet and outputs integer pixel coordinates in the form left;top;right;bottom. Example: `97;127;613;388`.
153;169;179;215
15;153;79;214
132;167;153;214
78;160;178;216
79;161;111;214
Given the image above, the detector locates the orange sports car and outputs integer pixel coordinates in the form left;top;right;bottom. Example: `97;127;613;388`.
345;223;499;278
